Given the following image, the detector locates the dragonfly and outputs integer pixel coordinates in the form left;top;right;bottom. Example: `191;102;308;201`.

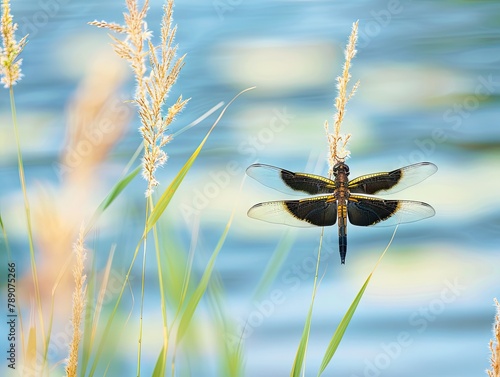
246;162;437;264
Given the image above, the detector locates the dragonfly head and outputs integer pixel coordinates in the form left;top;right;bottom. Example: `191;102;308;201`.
333;162;350;177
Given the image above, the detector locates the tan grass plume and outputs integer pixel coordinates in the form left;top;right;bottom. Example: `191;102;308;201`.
90;0;188;196
488;298;500;377
65;226;87;377
324;21;360;176
0;0;28;88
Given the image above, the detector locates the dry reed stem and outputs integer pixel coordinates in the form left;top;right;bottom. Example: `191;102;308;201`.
90;0;187;196
65;226;87;377
488;298;500;377
0;0;27;88
325;21;360;175
63;53;129;181
31;52;128;311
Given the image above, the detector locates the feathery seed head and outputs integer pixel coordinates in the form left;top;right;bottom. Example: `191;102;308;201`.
90;0;187;196
0;0;28;88
325;21;359;176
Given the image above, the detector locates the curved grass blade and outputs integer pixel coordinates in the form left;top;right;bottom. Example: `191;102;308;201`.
208;273;245;377
253;230;295;300
290;228;326;377
316;273;371;376
316;226;398;376
176;177;243;343
146;87;255;234
26;309;37;375
99;165;141;213
0;210;12;261
290;303;314;377
10;86;47;355
151;345;166;377
87;165;141;232
87;248;137;377
176;204;234;343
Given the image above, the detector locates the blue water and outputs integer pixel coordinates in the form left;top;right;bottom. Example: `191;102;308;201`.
1;0;500;376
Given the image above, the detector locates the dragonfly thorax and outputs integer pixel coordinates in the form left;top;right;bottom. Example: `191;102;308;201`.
333;162;350;201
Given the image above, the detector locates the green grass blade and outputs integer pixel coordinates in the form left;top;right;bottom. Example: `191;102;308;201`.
176;206;235;343
206;273;245;377
146;87;255;234
10;86;47;351
99;165;141;212
176;175;245;343
316;273;372;376
87;241;141;377
151;346;166;377
290;303;314;377
253;230;295;300
86;165;141;234
0;210;12;261
290;229;326;377
316;226;398;376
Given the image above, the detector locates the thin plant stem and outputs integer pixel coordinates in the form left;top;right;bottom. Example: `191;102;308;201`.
136;202;150;377
151;194;169;375
9;86;47;352
301;227;325;377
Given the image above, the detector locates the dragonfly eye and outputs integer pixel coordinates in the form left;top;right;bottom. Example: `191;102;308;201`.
333;163;349;176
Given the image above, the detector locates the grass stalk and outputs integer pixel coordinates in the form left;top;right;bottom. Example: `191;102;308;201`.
152;205;169;376
86;90;248;375
136;202;149;377
292;20;360;376
175;178;243;343
324;20;359;171
290;229;325;377
9;86;47;358
252;230;295;301
316;226;398;375
87;236;143;377
0;211;12;261
65;227;87;377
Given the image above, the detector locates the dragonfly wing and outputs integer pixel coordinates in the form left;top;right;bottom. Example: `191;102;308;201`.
348;162;437;195
248;196;337;227
347;194;435;227
246;164;335;195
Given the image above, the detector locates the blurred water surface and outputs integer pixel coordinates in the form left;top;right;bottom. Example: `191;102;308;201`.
1;0;500;376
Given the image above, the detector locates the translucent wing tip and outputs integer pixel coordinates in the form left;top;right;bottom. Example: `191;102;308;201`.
417;161;438;175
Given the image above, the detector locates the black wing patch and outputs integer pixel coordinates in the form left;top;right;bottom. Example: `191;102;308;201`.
247;196;337;227
246;164;335;195
347;194;436;227
348;162;437;195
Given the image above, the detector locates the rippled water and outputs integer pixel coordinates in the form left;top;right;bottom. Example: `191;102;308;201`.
1;0;500;376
